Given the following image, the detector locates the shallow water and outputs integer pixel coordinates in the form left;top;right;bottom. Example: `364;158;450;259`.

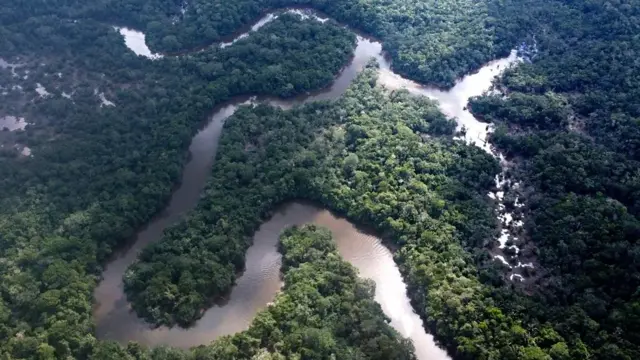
378;51;519;152
118;9;332;57
377;50;533;278
115;27;164;59
220;13;279;48
96;9;523;358
0;116;28;131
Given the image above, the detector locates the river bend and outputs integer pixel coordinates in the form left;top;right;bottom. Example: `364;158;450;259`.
95;9;522;360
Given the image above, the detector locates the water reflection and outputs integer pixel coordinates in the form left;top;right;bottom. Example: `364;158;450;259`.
115;27;164;59
220;13;278;48
0;116;28;131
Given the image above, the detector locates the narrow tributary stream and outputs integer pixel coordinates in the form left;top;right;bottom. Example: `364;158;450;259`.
95;9;522;359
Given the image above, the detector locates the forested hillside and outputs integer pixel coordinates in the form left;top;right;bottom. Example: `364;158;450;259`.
1;0;639;359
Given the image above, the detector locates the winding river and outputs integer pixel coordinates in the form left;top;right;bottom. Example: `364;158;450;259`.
95;9;522;360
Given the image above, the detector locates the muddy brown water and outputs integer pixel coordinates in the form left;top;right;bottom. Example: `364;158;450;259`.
96;202;449;360
95;9;521;359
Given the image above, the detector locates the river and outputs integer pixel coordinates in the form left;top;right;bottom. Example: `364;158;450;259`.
94;9;522;359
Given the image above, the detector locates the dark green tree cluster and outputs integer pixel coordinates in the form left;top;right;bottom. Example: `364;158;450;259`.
468;0;640;358
470;92;570;131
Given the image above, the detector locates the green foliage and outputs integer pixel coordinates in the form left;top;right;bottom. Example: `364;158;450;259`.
470;92;569;130
123;100;341;326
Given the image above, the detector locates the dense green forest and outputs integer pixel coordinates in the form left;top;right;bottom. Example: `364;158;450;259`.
468;0;640;359
2;0;640;359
